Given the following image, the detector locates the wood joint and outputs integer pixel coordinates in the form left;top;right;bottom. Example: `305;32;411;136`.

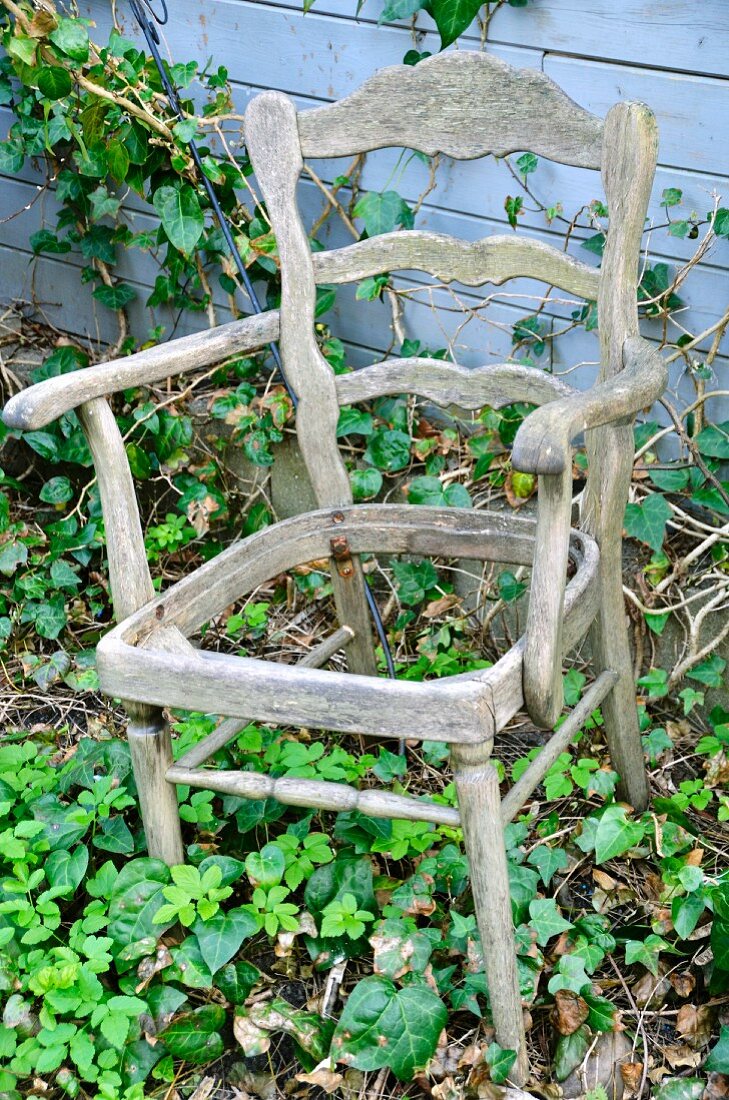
330;534;354;578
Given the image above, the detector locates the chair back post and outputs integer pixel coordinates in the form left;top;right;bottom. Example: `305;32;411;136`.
582;101;658;810
245;91;378;676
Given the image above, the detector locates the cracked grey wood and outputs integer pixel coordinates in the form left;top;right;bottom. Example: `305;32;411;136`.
336;356;576;411
581;103;659;813
166;765;461;827
173;625;354;769
77;398;184;865
299;50;604;168
246;90;377;677
452;743;528;1085
314;231;600;300
96;514;600;747
523;465;573;728
500;670;619;823
511;335;668;475
3;310;280;431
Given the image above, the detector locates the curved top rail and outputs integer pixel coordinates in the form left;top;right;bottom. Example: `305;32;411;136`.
298;51;604;168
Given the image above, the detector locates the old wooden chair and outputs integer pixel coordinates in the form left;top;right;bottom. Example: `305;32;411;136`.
4;51;667;1084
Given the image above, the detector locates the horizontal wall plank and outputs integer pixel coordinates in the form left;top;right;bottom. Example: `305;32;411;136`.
229;0;729;78
544;55;729;176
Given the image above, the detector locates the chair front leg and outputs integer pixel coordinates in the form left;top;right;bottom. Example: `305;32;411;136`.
127;706;184;867
451;741;528;1087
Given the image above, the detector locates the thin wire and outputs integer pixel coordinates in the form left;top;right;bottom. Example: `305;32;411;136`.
129;0;399;699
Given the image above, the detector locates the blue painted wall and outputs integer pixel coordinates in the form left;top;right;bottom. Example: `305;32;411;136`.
0;1;727;416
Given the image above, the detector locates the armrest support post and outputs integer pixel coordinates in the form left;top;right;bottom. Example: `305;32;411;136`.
524;464;573;728
78;398;154;623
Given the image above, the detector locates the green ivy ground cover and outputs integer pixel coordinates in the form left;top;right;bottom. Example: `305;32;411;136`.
0;0;728;1096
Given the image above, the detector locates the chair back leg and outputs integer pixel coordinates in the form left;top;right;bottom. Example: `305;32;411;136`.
451;741;529;1087
127;708;185;866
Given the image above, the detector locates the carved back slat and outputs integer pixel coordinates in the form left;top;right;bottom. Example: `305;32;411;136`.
298;51;604;167
313;232;600;300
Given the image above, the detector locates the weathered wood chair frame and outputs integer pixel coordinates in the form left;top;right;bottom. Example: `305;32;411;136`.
4;52;667;1084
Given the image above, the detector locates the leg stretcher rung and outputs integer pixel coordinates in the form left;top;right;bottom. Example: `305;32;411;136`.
166;764;461;827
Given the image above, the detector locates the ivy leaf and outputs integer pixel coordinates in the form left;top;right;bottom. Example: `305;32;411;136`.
37;66;73;100
193;908;259;975
350;467;382;501
161;1005;226;1064
624;492;672;551
695;421;729;458
705;1025;729;1073
45;845;89;895
379;0;423;22
216;960;260;1005
0;138;24;173
625;934;670;977
528;898;573;946
245;843;285;887
711;208;729;237
429;0;481;47
93;283;137;310
554;1025;590;1081
153;184;205;255
526;845;568;887
49;18;90;62
107;139;130;182
370;917;433;979
6;35;37;65
353;190;413;236
687;653;726;688
331;976;447;1080
365;428;412;472
0;541;28;576
594;804;644;863
486;1042;517;1084
108;858;173;950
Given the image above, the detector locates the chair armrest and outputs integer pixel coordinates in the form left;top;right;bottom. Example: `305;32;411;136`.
512;335;668;476
3;309;280;431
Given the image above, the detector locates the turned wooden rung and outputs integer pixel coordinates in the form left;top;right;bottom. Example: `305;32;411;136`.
165;765;462;827
500;669;618;822
169;670;617;827
173;625;355;769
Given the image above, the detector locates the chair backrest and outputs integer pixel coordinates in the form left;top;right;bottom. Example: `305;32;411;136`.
244;50;658;514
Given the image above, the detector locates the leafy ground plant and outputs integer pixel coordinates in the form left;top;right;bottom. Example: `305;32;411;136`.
0;0;728;1097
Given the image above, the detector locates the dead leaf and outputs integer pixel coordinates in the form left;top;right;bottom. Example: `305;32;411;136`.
632;962;671;1008
294;1068;344;1094
233;1014;271;1057
187;494;220;535
664;1043;701;1069
423;593;461;618
668;970;695;998
188;1079;216;1100
676;1003;713;1048
685;847;705;866
552;990;589;1036
431;1079;461;1100
620;1061;644;1095
705;1072;729;1098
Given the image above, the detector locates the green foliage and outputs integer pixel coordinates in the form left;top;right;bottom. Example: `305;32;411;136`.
1;1;728;1094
